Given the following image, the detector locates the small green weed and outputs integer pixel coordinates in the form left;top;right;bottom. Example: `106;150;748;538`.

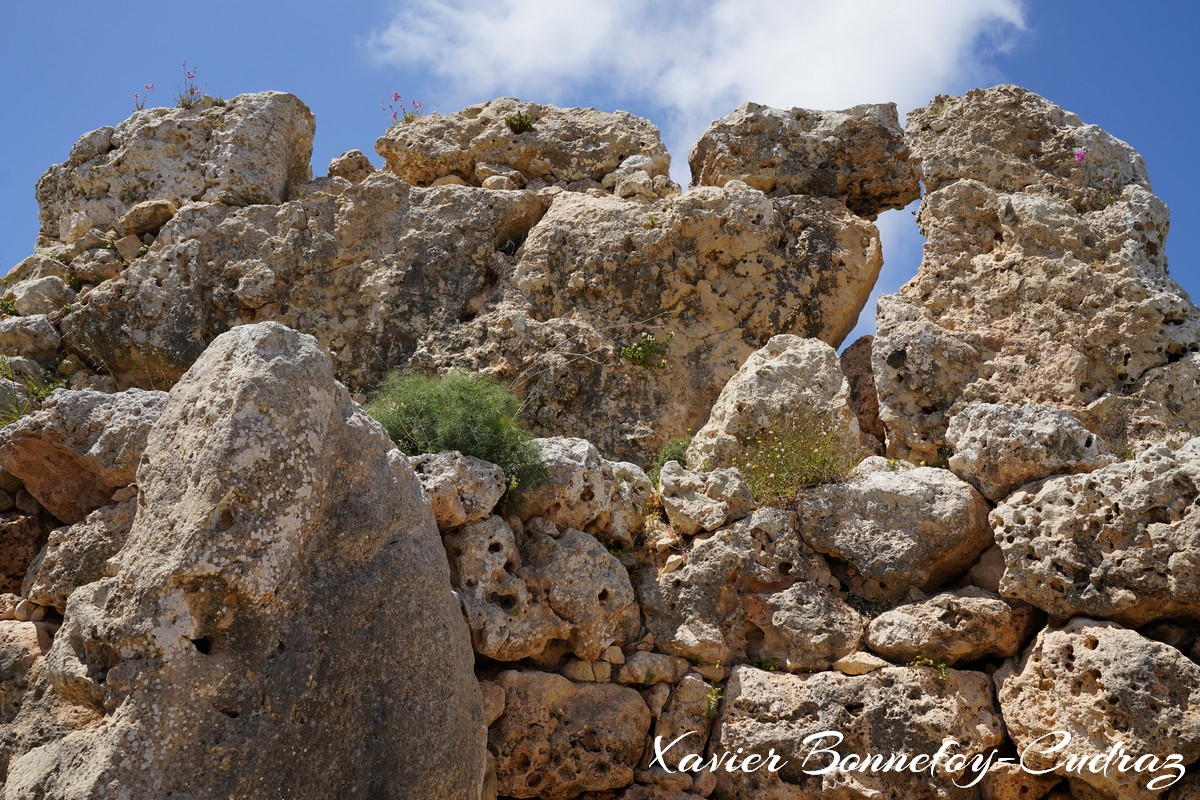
706;686;724;718
909;655;950;682
620;331;672;370
504;111;536;134
648;435;691;485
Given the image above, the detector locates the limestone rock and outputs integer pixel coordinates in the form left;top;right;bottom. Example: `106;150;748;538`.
0;388;167;524
841;335;886;454
996;619;1200;800
60;174;550;391
866;587;1039;665
445;515;639;662
6;277;75;317
0;513;53;596
711;665;1005;798
658;461;755;537
0;315;60;363
832;650;889;675
796;466;993;603
992;438;1200;625
490;670;650;800
409;451;506;531
376;97;676;198
639;508;862;669
946;402;1114;501
513;437;642;547
36;92;314;244
876;86;1200;463
616;651;689;686
118;199;178;237
327;149;374;183
686;334;861;468
689;101;920;217
419;186;882;460
2;322;484;799
22;497;136;612
647;673;716;769
978;762;1063;800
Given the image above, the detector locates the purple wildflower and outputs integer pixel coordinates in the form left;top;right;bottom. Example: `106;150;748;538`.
1074;148;1088;163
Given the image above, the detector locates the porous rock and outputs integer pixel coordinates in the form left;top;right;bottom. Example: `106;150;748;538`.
1;322;485;799
0;514;53;596
0;315;60;364
409;450;506;531
36;92;314;244
992;438;1200;625
996;619;1200;800
327;149;374;183
866;587;1039;665
711;665;1005;799
689;101;920;217
840;335;886;454
796;465;993;603
639;508;863;669
21;497;136;612
875;85;1200;463
376;97;676;198
946;402;1113;502
0;388;167;524
490;669;651;800
686;334;860;468
445;515;639;662
657;461;755;537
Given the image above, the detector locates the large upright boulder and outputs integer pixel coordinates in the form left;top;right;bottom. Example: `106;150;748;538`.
375;97;677;198
689;102;920;217
875;85;1200;462
2;323;485;799
36;92;314;244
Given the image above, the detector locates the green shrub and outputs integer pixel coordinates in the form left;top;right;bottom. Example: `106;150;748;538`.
725;409;861;507
648;435;692;485
504;111;536;134
366;369;545;489
0;359;64;426
620;331;672;369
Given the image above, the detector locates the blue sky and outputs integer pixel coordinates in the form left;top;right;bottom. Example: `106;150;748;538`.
0;1;1194;343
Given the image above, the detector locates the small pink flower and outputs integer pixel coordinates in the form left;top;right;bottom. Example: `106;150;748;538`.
1074;148;1087;163
185;71;196;80
145;83;154;91
392;91;401;102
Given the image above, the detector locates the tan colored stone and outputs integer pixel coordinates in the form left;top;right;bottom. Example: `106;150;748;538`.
658;461;755;537
686;334;861;469
689;101;920;217
997;619;1200;800
992;438;1200;625
326;149;374;183
832;650;890;675
841;334;886;454
796;465;993;603
22;498;135;611
409;450;505;531
118;199;178;237
490;670;650;800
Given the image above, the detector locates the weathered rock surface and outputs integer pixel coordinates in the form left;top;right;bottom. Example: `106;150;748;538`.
997;619;1200;800
513;437;644;547
0;316;60;364
796;464;993;602
992;438;1200;625
21;497;136;612
409;450;506;531
5;277;75;317
422;186;881;459
0;514;53;596
1;323;485;799
866;587;1039;664
376;97;677;198
639;508;863;669
689;102;920;217
0;388;166;524
840;335;886;454
875;85;1200;462
490;670;651;800
445;515;639;662
946;402;1114;502
36;92;314;244
711;665;1005;799
327;149;374;183
60;174;550;393
686;334;860;468
658;461;755;536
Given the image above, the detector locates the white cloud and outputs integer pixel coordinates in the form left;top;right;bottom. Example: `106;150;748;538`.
368;0;1025;339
